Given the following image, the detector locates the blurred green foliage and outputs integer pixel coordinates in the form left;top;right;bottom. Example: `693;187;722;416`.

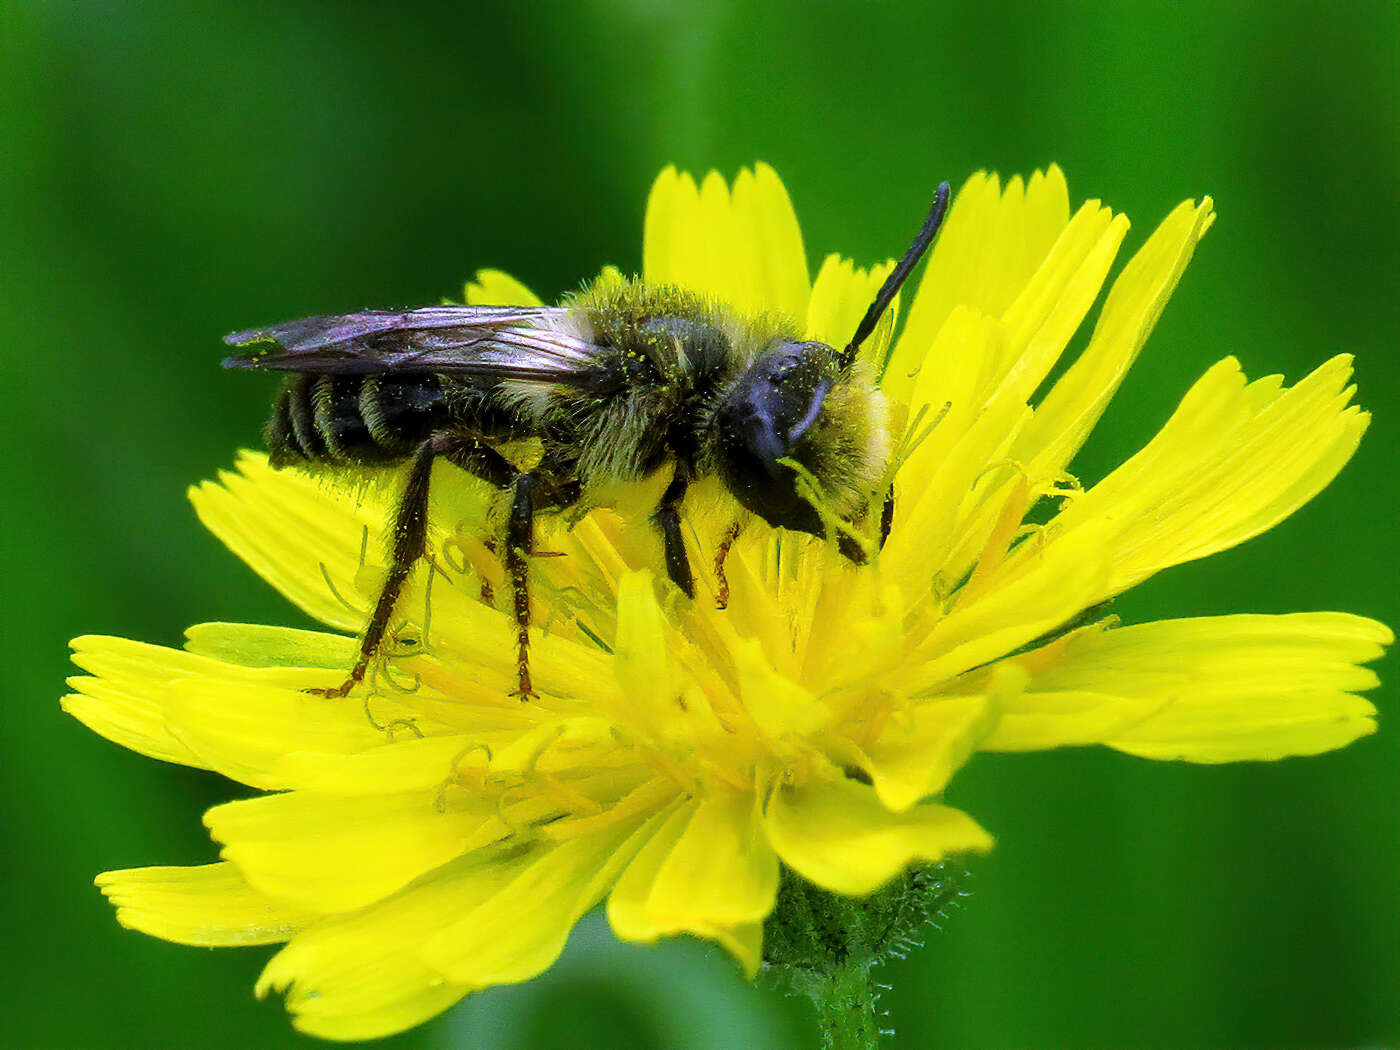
3;1;1396;1047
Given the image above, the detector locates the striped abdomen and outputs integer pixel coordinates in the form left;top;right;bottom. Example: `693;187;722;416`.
265;373;452;465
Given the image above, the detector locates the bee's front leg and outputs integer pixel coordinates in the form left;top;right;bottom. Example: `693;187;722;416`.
499;471;583;699
432;433;544;699
880;486;895;547
712;521;742;610
836;532;868;566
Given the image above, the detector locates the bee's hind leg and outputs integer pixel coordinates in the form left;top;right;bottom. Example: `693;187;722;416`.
310;437;438;698
425;436;583;700
311;431;524;700
428;435;538;699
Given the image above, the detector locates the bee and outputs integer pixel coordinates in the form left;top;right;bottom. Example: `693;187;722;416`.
224;182;950;698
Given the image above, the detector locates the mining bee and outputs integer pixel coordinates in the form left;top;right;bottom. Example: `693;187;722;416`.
224;181;950;698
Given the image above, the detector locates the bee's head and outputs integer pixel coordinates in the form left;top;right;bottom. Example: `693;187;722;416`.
713;340;888;537
713;181;951;545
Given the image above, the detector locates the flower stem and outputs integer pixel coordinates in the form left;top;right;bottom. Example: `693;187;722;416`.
813;955;880;1050
762;863;967;1049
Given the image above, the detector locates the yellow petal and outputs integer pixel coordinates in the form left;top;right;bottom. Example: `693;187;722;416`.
701;534;794;675
164;679;423;789
257;854;525;1039
64;635;211;767
612;789;778;935
606;803;689;939
885;202;1132;591
271;733;484;794
901;537;1109;694
612;570;679;719
705;921;764;979
96;862;315;946
699;170;758;313
288;983;467;1043
765;770;993;895
642;165;690;288
885;309;1029;581
183;622;354;668
205;789;512;912
994;202;1130;407
642;165;807;323
644;167;722;299
991;613;1389;761
464;268;543;307
733;162;810;325
606;798;769;976
607;575;730;751
885;166;1072;404
978;688;1164;752
802;576;907;696
189;452;389;632
736;637;832;738
897;199;1125;436
805;254;895;355
855;693;1001;812
420;810;659;986
1014;197;1214;477
396;567;536;687
645;790;779;926
1020;355;1368;601
895;305;1004;487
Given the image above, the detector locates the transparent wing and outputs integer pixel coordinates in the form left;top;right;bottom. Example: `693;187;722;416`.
222;306;600;383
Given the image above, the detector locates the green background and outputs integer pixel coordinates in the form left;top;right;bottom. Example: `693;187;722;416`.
4;2;1396;1047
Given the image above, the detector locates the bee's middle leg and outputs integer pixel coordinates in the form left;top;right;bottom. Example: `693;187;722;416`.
431;435;534;697
435;437;582;699
500;472;583;698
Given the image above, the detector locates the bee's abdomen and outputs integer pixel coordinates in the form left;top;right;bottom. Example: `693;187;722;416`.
265;374;450;465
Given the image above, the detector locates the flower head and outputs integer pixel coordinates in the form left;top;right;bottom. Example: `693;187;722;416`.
67;164;1389;1040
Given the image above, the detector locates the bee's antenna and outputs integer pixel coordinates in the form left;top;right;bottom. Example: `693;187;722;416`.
840;181;951;368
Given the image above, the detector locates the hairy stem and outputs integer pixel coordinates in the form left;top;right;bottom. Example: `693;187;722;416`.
813;955;880;1050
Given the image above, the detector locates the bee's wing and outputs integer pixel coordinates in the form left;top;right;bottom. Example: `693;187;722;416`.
222;306;600;384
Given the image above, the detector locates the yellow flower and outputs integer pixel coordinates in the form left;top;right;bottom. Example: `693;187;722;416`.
66;164;1389;1041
